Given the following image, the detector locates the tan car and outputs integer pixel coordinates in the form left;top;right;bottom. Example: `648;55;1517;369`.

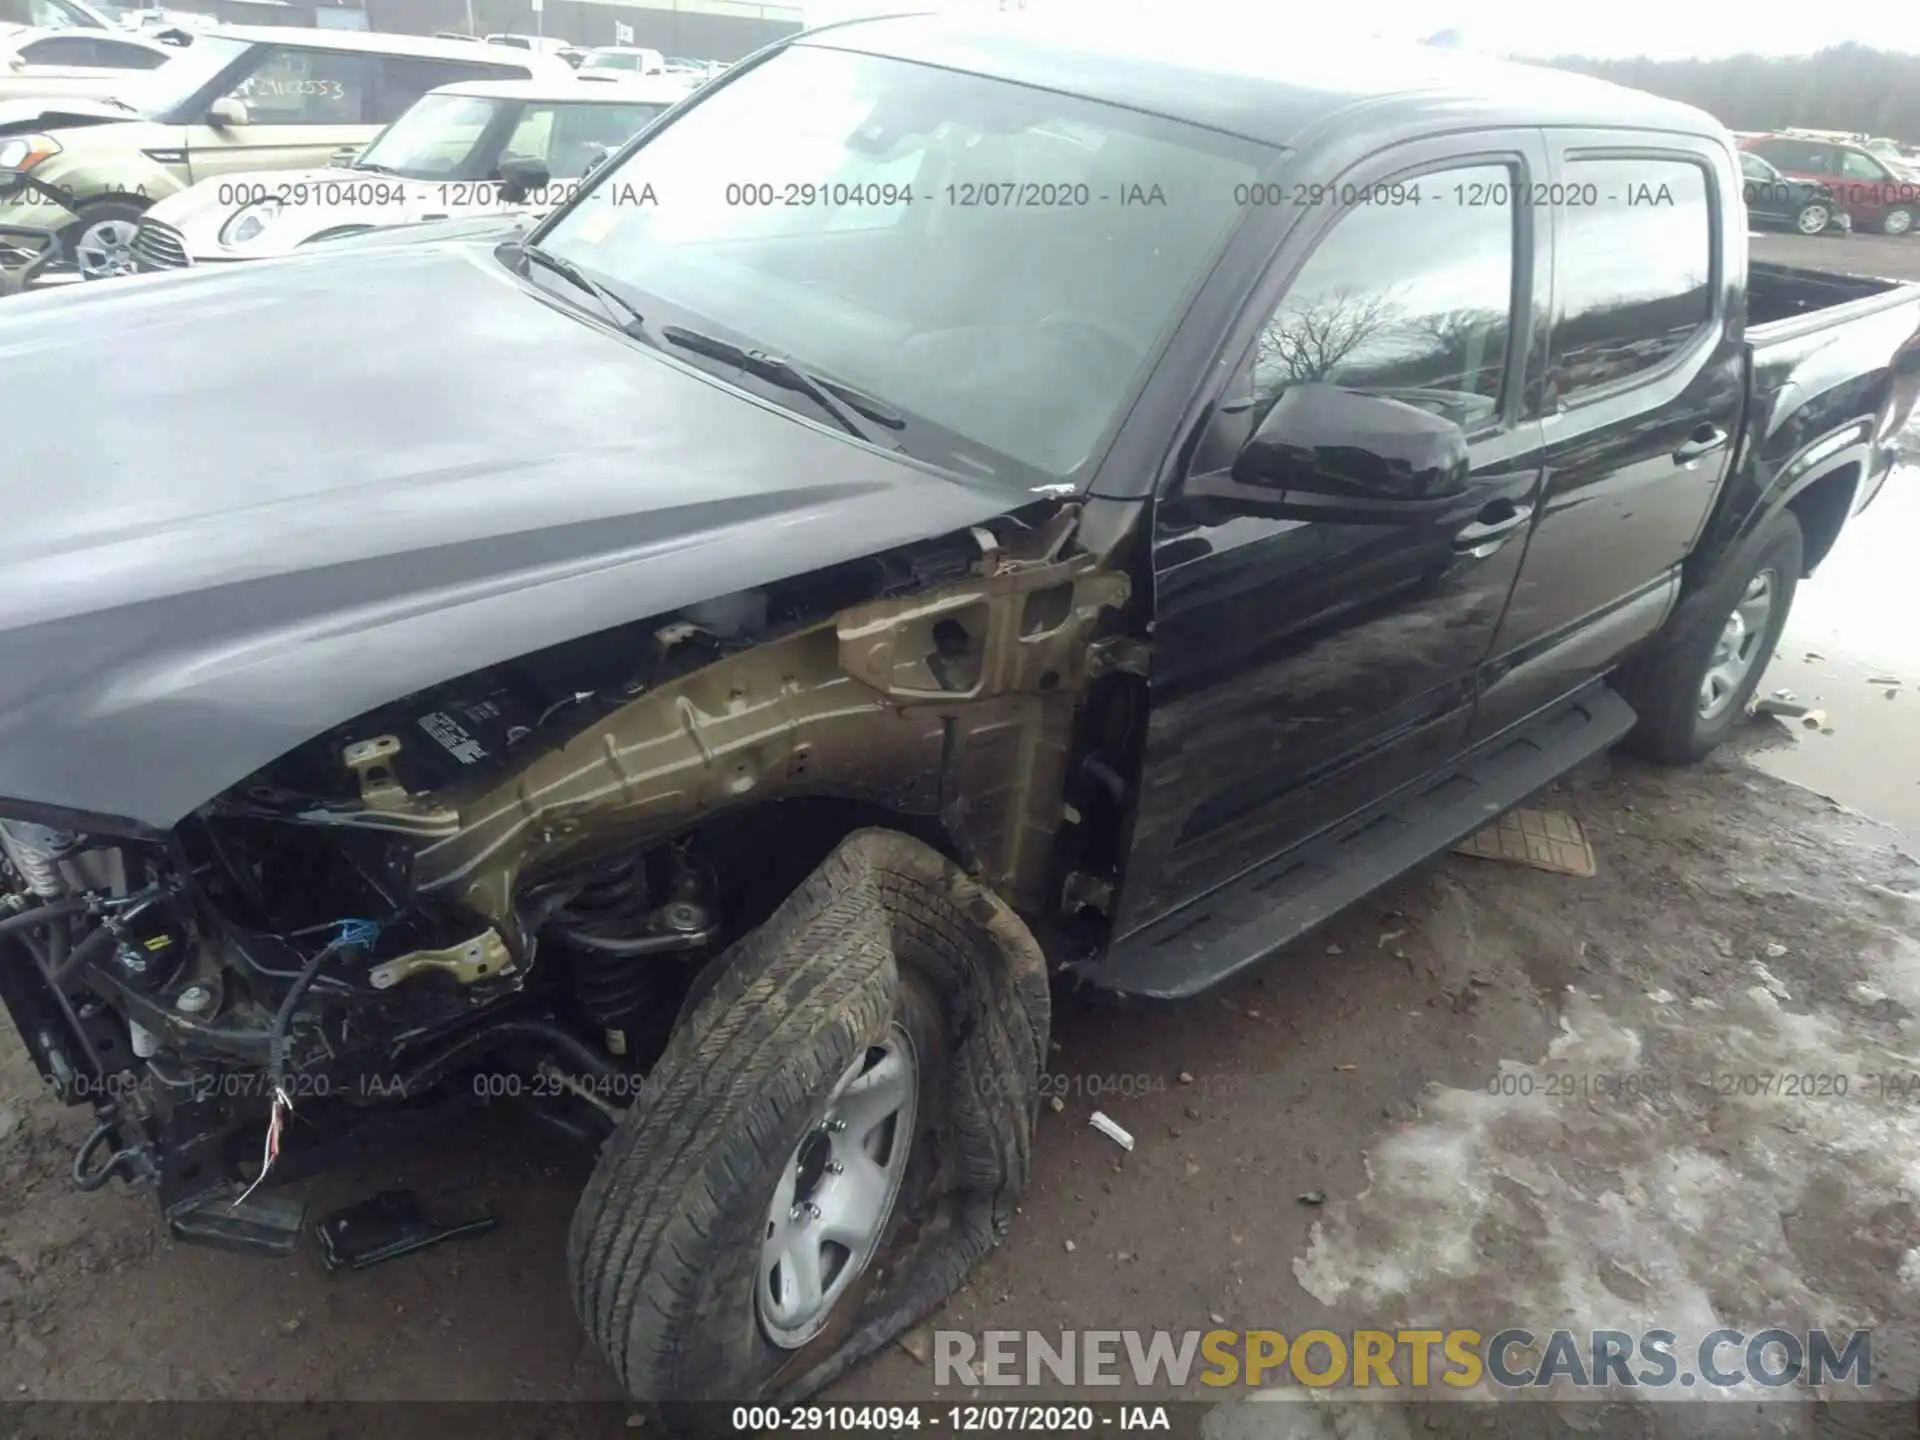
132;76;691;270
0;24;568;278
0;28;177;103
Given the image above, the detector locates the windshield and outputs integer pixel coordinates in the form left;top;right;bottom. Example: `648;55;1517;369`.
358;92;503;177
358;93;670;179
580;52;639;71
536;44;1271;483
128;32;246;117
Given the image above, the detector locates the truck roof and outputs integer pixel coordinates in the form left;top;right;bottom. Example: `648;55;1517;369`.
799;13;1722;150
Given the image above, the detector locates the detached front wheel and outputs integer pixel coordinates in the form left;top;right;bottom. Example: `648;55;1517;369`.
568;828;1049;1412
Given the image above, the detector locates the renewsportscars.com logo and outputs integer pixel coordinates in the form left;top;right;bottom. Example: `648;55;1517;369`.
933;1328;1874;1391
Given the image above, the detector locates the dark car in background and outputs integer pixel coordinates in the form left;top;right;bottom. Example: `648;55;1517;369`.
1742;133;1920;236
1738;150;1846;235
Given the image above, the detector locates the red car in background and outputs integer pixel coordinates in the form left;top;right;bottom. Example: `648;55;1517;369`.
1740;133;1920;236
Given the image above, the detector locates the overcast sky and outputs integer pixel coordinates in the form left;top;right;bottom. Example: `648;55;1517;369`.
800;0;1920;62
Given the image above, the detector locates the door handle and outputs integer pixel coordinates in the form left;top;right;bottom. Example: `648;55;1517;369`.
1673;425;1730;465
1453;501;1533;556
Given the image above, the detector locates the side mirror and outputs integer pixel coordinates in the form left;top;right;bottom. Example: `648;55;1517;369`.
581;145;613;176
205;95;247;128
496;157;551;204
1184;383;1471;522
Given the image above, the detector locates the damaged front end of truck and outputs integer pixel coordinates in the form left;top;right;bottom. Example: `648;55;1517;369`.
0;500;1141;1252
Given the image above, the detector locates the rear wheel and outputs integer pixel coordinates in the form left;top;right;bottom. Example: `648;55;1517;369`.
1883;207;1915;237
1794;201;1832;235
1618;509;1802;766
567;828;1050;1413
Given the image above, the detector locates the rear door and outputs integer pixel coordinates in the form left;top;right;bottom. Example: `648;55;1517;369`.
185;45;377;180
1115;134;1551;933
1469;134;1739;739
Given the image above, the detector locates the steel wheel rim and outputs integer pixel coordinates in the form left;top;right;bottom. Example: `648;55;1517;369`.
756;1022;919;1349
1797;205;1828;234
74;217;140;280
1888;210;1914;236
1698;568;1776;721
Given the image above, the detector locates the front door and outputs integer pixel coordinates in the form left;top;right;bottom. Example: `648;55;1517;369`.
1114;135;1551;936
186;46;378;183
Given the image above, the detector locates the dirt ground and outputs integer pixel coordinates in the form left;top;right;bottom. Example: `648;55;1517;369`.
3;721;1919;1434
0;233;1917;1433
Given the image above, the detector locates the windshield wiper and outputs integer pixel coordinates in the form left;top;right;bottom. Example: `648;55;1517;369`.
660;325;906;444
352;160;401;175
508;241;646;334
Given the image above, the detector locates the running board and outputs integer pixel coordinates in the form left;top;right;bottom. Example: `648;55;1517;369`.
1074;684;1637;1002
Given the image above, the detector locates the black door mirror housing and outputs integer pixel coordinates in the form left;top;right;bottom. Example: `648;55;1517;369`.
496;157;552;204
1185;383;1472;522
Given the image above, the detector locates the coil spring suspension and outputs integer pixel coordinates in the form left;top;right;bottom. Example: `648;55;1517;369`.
546;849;716;1055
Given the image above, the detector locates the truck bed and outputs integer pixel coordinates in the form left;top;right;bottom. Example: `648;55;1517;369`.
1748;260;1920;341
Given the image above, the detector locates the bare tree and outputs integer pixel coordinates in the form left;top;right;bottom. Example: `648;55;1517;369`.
1256;286;1409;385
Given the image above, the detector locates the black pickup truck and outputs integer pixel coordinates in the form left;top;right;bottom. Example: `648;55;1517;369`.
2;13;1918;1416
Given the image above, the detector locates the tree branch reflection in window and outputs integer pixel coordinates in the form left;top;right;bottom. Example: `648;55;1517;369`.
1550;158;1711;402
1250;163;1516;435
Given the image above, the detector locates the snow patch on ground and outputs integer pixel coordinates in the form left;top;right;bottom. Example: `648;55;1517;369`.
1291;975;1920;1403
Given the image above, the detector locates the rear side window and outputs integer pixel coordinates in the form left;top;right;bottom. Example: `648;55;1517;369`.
93;37;168;69
1550;158;1712;403
372;56;531;122
17;35;99;63
1754;139;1831;175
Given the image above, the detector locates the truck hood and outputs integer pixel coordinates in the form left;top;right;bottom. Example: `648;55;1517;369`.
0;237;1028;831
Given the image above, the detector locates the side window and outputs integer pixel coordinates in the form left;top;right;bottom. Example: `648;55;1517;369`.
1247;162;1518;436
502;106;554;163
373;57;525;123
547;103;660;175
228;49;370;125
1756;140;1828;175
18;35;99;63
1551;158;1712;403
1840;150;1888;182
95;39;169;70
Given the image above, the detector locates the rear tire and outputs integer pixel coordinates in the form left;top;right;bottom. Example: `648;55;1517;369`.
1793;201;1831;235
1883;207;1915;237
1618;509;1802;766
567;828;1049;1414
